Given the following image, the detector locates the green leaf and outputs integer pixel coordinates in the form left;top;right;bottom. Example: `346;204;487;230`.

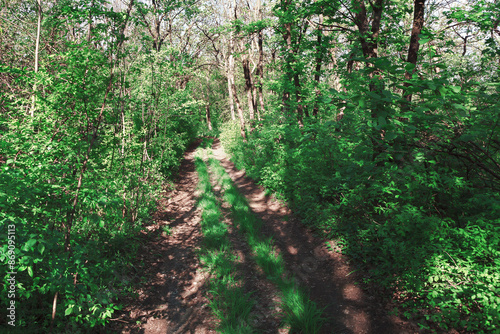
37;243;45;255
28;266;33;277
419;34;430;44
24;239;37;251
438;86;447;97
405;63;416;72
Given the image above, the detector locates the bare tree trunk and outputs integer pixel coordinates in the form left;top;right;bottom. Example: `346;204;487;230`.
231;78;246;139
404;0;426;103
121;102;126;157
257;29;264;119
231;0;245;136
256;0;264;120
242;51;255;120
352;0;385;158
293;73;304;125
252;81;258;120
280;0;307;124
329;46;341;91
281;1;293;113
35;0;41;76
227;70;236;120
87;1;93;43
227;14;236;120
31;0;42;118
49;292;58;333
206;103;212;131
205;77;212;130
312;12;324;117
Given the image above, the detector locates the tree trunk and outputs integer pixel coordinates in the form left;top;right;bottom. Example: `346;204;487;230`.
313;13;324;117
353;0;384;61
231;0;243;131
252;82;258;120
352;0;385;158
279;0;307;124
231;78;246;139
293;73;304;125
227;5;236;121
205;77;213;131
404;0;426;103
206;103;212;131
227;70;236;120
257;28;264;119
242;54;255;120
31;0;42;118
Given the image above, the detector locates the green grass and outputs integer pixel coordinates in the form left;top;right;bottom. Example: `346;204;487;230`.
194;146;256;333
208;155;326;334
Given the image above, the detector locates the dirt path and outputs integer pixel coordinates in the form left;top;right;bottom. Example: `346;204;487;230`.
211;139;420;334
111;140;421;334
111;143;216;334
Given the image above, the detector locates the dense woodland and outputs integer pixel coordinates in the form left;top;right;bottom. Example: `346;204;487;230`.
1;0;499;332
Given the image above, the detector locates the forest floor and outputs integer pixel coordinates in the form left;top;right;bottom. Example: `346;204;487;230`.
111;139;423;334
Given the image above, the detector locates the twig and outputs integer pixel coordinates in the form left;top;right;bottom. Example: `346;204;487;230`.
49;292;58;333
108;318;130;323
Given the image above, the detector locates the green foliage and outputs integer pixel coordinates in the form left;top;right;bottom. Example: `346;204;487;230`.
0;1;200;331
219;68;500;332
217;2;500;329
2;0;500;332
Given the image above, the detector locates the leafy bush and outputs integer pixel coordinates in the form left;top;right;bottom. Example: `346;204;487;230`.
0;31;200;332
219;109;500;332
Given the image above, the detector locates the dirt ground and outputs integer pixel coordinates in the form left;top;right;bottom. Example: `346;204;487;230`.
110;142;216;334
110;139;423;334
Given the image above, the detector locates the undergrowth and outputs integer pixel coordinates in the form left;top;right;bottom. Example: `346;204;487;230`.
219;119;500;333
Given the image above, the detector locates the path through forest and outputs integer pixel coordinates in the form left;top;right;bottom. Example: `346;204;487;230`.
112;140;421;334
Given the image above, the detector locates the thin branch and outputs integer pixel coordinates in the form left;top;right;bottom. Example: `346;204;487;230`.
306;18;355;32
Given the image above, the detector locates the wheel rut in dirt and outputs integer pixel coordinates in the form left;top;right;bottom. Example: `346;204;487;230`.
112;142;216;334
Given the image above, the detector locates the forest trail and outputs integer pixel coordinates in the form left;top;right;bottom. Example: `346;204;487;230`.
113;140;420;334
113;141;216;334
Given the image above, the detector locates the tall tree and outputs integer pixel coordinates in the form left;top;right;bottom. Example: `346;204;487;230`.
275;0;309;124
403;0;426;103
30;0;42;118
255;0;265;119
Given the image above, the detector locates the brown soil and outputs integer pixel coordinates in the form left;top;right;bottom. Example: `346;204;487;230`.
110;142;216;334
111;139;423;334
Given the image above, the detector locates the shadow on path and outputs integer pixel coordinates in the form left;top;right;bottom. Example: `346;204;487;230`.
111;141;216;334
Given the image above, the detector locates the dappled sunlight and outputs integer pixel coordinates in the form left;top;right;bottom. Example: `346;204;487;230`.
114;143;215;334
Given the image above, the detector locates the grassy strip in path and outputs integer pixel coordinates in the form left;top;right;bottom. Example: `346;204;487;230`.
208;155;325;334
194;145;256;333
